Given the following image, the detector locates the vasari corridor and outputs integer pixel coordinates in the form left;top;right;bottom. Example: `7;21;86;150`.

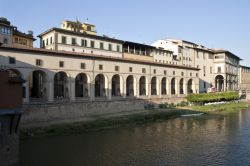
1;0;250;166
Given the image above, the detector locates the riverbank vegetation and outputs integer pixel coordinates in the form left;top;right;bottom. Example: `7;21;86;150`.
187;102;249;114
186;91;239;105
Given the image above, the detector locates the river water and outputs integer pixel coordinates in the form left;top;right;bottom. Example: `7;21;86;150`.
20;110;250;166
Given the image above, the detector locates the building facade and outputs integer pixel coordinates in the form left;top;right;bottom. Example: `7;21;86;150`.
0;46;199;104
152;39;241;92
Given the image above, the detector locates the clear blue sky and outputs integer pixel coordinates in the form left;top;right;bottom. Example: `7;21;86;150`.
1;0;250;65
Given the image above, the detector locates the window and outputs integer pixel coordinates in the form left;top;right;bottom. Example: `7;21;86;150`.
81;39;87;47
87;26;91;31
72;48;75;52
129;67;133;72
117;45;120;52
9;57;16;64
142;68;146;73
72;38;76;45
36;59;43;66
3;38;7;44
42;40;45;48
181;72;184;76
115;66;119;71
190;73;192;76
46;38;48;45
196;73;198;77
62;36;67;44
108;43;112;51
164;70;167;75
50;37;53;44
204;82;206;89
80;63;86;69
100;42;104;49
210;67;213;73
153;69;156;74
59;61;64;67
178;46;182;53
173;71;175;75
203;66;206;73
99;64;103;70
218;67;221;73
91;41;95;48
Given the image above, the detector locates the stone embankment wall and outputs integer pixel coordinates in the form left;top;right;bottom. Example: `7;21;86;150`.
21;97;185;128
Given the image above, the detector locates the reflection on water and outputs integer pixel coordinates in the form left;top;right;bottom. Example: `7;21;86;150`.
20;110;250;166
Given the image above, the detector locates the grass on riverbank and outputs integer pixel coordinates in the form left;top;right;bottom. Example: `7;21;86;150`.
20;110;186;139
187;102;250;114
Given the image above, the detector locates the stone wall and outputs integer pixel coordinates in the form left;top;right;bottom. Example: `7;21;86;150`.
21;97;186;128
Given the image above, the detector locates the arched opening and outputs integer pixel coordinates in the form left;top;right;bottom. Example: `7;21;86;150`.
187;79;193;94
7;69;21;78
29;70;47;99
151;77;157;95
171;78;176;94
126;75;134;96
139;76;146;96
161;77;167;95
54;71;68;99
95;74;105;97
215;75;224;91
179;78;184;94
75;73;88;97
112;74;121;96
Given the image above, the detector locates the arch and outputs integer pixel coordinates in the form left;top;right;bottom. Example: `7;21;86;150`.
151;77;157;95
139;76;146;96
215;75;224;91
7;68;22;78
29;70;47;99
112;74;121;96
126;75;134;96
179;78;184;94
161;77;167;95
75;73;88;97
171;78;176;94
54;71;68;98
95;74;106;97
187;79;193;94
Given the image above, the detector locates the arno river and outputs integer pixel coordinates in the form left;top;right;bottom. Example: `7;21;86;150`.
20;110;250;166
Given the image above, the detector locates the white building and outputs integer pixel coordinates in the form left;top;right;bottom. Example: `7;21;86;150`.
0;45;199;103
152;39;241;92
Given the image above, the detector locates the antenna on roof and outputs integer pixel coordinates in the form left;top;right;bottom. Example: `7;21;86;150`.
85;18;89;24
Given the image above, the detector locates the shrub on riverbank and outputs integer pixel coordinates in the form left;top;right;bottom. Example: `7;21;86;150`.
186;91;239;105
190;102;249;113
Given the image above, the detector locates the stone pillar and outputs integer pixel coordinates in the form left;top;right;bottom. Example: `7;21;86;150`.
158;79;161;98
123;80;126;98
70;77;75;101
136;79;140;98
107;78;112;100
47;73;54;102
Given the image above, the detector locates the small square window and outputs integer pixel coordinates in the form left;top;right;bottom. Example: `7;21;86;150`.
164;70;167;75
173;71;175;75
91;51;93;54
99;64;103;70
72;48;75;52
153;69;156;74
142;68;146;73
196;73;198;77
72;38;76;45
117;45;120;52
115;66;119;71
9;57;16;64
190;73;192;76
81;63;86;69
59;61;64;68
91;41;95;48
36;59;43;66
129;67;133;72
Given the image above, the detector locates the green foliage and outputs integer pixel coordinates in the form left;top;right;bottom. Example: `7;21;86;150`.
176;101;189;107
186;91;239;104
159;103;176;109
